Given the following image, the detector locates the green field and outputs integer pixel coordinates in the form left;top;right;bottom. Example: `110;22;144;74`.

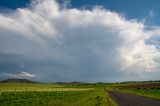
0;83;116;106
1;82;160;106
0;90;109;106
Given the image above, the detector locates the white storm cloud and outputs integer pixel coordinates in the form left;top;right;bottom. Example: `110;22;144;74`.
0;0;160;82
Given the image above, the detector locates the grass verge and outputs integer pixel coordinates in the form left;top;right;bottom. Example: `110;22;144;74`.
118;89;160;100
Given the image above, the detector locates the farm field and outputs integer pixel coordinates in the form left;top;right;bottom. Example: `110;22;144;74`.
0;90;109;106
0;83;94;92
0;83;116;106
0;81;160;106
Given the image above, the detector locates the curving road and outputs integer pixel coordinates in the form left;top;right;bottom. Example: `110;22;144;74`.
108;91;160;106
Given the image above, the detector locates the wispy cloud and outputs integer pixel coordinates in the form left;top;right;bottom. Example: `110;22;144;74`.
1;71;36;78
0;0;160;82
149;10;155;18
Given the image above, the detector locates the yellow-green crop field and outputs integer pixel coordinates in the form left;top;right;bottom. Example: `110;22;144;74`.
0;83;94;92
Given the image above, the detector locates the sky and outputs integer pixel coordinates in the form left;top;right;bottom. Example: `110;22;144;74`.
0;0;160;82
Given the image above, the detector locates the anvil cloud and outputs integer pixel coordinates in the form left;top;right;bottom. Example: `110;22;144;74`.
0;0;160;82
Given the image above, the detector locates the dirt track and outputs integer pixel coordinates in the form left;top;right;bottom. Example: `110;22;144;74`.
108;91;160;106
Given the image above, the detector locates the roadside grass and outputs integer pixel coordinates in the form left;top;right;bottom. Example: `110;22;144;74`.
0;90;112;106
105;91;117;106
118;89;160;100
108;82;160;100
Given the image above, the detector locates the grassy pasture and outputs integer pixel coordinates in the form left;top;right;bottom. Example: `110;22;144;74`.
0;83;116;106
2;82;159;106
0;90;108;106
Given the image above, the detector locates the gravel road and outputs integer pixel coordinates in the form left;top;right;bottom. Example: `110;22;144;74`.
108;91;160;106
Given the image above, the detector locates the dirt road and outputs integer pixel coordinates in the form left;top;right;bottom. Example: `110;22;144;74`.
108;91;160;106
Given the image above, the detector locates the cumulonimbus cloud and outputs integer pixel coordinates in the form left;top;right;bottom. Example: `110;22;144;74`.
0;0;160;82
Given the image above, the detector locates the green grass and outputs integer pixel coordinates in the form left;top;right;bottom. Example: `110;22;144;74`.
118;89;160;100
107;82;160;100
105;91;117;106
0;90;111;106
1;82;159;106
0;83;117;106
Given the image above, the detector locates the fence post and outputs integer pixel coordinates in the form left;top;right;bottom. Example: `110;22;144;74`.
0;89;1;95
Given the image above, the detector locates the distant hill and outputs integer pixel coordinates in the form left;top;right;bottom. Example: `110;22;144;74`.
0;78;38;83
